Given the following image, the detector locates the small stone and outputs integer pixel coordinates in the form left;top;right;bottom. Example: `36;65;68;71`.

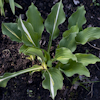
73;0;80;5
73;81;80;90
88;24;93;27
97;17;100;20
28;78;33;84
91;16;93;18
42;40;46;46
67;4;72;10
79;75;85;81
53;0;58;4
93;44;96;46
11;62;15;66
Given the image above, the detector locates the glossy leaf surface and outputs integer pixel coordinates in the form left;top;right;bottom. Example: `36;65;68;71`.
45;0;65;40
0;0;5;16
60;60;90;77
24;47;45;61
9;0;15;14
2;23;22;42
75;53;100;66
59;26;79;52
0;65;43;87
55;47;77;64
15;2;23;9
75;27;100;44
63;25;79;37
68;6;86;30
43;50;50;62
42;68;63;99
18;17;40;47
26;3;44;36
19;44;29;54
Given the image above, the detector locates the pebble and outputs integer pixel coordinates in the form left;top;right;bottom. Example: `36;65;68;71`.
28;79;33;84
73;0;80;5
97;17;100;20
93;44;96;46
88;24;93;27
53;0;59;4
67;4;72;9
91;16;93;18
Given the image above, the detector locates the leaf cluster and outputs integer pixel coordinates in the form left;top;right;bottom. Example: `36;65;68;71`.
1;0;100;99
0;0;22;16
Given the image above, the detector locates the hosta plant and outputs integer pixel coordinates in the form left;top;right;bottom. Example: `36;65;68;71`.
0;0;22;16
1;0;100;99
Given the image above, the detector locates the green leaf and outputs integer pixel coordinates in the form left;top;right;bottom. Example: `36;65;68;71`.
75;53;100;66
59;34;77;52
2;23;22;42
19;44;29;54
47;60;52;67
55;47;77;64
43;50;50;62
5;0;9;3
63;25;79;37
14;2;23;9
26;55;35;61
18;17;40;47
42;68;63;99
0;0;5;16
75;27;100;44
68;6;86;31
0;65;43;87
60;60;90;77
9;0;15;14
24;47;45;61
45;0;65;40
59;25;79;52
26;3;44;36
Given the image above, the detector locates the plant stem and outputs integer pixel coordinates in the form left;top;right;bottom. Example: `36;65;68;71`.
47;36;52;53
42;62;47;70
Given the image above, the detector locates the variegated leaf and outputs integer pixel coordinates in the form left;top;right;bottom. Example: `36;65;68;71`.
42;68;63;99
24;47;45;61
2;23;22;42
18;17;40;47
0;65;43;87
45;0;65;40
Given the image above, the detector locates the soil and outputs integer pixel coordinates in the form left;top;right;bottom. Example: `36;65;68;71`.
0;0;100;100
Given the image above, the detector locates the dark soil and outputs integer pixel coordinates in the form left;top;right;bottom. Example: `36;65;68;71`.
0;0;100;100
